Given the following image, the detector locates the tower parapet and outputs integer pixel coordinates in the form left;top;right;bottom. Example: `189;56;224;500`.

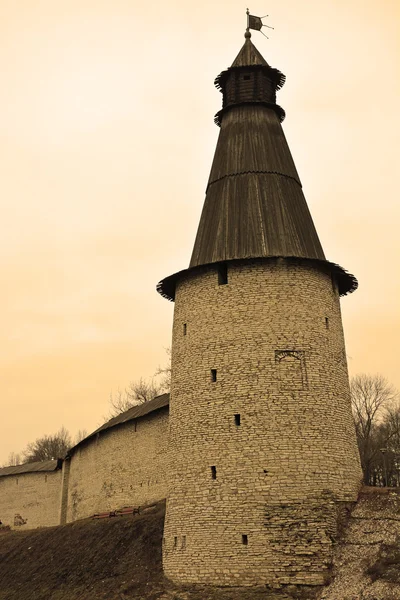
159;32;362;587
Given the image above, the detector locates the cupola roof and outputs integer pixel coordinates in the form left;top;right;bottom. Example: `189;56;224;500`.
157;35;357;300
230;35;270;67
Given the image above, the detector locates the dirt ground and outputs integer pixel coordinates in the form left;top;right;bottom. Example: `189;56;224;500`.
0;503;166;600
0;492;399;600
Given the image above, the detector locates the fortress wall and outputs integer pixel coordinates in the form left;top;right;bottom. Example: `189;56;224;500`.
0;470;62;530
163;258;362;586
66;407;168;522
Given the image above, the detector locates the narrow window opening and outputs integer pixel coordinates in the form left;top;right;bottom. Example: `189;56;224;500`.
217;263;228;285
234;414;241;426
182;535;186;549
134;421;137;432
211;466;217;480
243;75;251;80
211;369;217;382
242;534;248;545
183;323;187;335
173;536;178;549
325;317;329;329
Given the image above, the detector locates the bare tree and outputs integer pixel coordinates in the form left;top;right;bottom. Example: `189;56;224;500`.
74;429;88;445
351;374;399;485
108;378;164;417
4;452;22;467
373;405;400;486
154;347;171;393
108;348;171;417
23;426;72;463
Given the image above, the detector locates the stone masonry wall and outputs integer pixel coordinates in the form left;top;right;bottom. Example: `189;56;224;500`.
163;258;362;587
59;457;71;525
66;407;168;522
0;470;62;530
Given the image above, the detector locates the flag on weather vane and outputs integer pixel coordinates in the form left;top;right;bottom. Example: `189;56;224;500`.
246;9;274;38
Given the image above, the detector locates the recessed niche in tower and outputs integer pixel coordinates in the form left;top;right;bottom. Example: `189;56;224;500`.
325;317;329;329
217;263;228;285
182;535;186;549
242;534;248;545
275;350;307;391
211;369;217;382
183;323;187;335
234;414;241;426
173;536;178;549
211;466;217;479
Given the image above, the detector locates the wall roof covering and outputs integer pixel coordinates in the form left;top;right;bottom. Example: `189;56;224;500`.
68;393;170;457
0;395;170;475
0;459;62;478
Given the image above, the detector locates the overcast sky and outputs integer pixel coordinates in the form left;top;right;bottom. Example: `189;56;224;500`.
1;0;399;464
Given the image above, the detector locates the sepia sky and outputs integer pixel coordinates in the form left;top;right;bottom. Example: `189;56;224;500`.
1;0;399;464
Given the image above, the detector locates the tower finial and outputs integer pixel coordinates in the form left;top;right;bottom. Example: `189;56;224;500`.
246;10;275;39
245;9;251;38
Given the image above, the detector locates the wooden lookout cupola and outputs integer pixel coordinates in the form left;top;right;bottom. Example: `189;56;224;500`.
214;31;286;126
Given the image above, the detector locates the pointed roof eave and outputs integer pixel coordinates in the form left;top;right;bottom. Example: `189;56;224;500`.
231;37;270;68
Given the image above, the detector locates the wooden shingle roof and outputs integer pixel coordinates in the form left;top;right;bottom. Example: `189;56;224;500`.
190;105;325;267
230;36;270;68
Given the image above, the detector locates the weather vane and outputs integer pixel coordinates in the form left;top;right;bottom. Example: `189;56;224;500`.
246;8;274;39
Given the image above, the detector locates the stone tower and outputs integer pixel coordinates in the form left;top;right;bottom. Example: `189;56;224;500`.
158;32;362;587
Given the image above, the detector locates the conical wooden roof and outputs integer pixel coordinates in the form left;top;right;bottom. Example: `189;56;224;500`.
189;104;325;267
231;36;270;67
157;36;357;300
190;37;324;267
